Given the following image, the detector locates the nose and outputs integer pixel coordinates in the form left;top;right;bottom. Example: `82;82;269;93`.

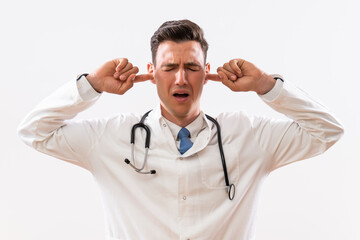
174;69;187;86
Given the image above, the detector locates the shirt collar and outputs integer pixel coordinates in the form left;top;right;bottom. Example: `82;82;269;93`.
151;104;207;141
146;104;213;156
163;113;206;141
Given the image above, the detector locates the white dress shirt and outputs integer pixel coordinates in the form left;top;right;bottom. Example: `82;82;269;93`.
164;114;206;151
17;75;343;240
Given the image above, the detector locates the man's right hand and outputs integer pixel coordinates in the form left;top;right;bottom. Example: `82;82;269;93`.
86;58;153;95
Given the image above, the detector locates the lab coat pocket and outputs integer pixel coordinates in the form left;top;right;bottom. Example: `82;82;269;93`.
197;145;239;189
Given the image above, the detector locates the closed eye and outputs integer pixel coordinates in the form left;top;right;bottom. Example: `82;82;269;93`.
161;65;177;72
163;68;175;72
185;63;201;71
188;67;200;72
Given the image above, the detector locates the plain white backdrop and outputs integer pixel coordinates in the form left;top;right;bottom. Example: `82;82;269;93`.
1;0;359;239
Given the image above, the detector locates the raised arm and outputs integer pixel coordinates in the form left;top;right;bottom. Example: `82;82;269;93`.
207;58;344;171
17;58;153;170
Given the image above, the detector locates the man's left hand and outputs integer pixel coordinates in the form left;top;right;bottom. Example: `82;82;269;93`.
206;59;276;95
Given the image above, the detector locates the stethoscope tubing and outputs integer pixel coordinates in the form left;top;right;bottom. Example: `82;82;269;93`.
124;110;235;200
205;114;235;200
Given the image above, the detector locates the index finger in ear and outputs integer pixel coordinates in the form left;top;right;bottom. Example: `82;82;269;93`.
134;73;154;83
205;73;222;82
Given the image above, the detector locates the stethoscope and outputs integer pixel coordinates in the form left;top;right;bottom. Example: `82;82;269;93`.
124;110;236;200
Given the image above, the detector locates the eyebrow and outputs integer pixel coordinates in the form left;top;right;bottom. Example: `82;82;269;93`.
161;62;202;68
161;63;178;68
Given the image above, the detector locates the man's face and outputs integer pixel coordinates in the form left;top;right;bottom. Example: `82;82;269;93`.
148;40;210;125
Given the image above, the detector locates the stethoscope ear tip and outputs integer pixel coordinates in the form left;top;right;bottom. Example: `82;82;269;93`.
124;159;130;164
150;170;156;174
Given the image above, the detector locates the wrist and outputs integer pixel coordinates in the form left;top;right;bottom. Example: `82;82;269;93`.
76;74;102;101
85;73;103;93
260;75;284;102
256;73;276;95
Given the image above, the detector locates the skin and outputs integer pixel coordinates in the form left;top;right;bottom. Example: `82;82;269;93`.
86;40;276;127
147;41;210;126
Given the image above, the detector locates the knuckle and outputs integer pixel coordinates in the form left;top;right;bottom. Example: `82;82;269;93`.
224;63;232;71
230;58;238;63
120;58;128;67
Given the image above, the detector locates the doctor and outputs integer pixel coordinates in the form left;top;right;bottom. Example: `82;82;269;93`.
18;19;343;240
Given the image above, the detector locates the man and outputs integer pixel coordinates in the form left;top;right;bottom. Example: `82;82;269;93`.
18;20;343;240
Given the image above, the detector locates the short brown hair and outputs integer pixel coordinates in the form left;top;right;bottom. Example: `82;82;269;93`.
150;19;209;66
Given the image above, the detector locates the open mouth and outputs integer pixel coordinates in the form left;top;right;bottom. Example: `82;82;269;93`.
173;93;189;102
173;93;189;98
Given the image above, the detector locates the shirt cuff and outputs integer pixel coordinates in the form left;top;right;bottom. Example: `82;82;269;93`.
76;75;101;101
260;74;284;102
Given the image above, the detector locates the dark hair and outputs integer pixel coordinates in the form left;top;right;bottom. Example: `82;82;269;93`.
150;19;209;66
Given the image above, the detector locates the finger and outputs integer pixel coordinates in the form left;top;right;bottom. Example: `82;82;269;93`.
217;70;236;90
119;66;139;80
114;63;137;79
115;58;128;72
219;72;237;90
217;71;228;81
205;73;222;82
113;63;132;81
217;67;237;81
223;63;236;75
134;73;154;83
118;73;135;94
235;58;246;69
118;63;134;78
221;78;236;91
229;60;243;78
223;63;241;79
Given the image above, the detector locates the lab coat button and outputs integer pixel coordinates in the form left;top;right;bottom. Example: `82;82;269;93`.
162;123;167;127
183;196;187;200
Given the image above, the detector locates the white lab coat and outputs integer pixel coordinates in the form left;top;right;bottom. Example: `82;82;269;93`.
18;76;343;240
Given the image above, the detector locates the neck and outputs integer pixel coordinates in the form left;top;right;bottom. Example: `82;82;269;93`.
160;106;200;127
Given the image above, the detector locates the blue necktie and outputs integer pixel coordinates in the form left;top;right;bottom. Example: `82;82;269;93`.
177;127;193;154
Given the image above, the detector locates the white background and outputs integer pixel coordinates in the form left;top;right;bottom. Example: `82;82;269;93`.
1;0;359;239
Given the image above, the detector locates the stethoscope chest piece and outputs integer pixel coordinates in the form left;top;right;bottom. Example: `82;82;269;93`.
228;183;235;200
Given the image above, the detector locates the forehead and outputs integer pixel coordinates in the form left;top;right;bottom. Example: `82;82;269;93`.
155;40;205;65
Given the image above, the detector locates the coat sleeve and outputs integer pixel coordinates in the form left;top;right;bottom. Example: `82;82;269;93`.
252;79;344;172
17;76;103;170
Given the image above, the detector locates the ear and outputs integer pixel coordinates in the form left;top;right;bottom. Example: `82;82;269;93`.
147;63;156;84
204;63;210;85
